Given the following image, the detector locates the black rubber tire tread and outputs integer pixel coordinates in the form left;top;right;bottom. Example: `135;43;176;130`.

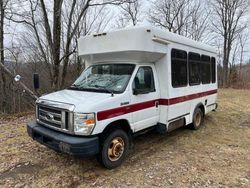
189;107;204;130
97;129;130;169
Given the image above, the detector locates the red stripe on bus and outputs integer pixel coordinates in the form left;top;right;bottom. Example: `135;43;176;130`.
97;89;217;121
97;99;158;121
167;89;218;105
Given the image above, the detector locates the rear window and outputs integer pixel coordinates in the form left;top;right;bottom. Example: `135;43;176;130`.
211;57;216;83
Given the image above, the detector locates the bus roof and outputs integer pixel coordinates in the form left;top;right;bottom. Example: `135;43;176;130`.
78;26;216;62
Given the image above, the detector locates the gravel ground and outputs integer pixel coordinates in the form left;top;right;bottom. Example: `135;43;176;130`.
0;89;250;188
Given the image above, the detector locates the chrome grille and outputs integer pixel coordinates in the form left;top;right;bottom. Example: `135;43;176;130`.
36;100;75;134
38;106;62;128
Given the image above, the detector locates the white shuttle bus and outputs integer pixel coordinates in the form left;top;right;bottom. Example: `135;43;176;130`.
27;26;218;169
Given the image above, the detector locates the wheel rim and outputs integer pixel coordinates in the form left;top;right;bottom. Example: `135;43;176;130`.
108;137;125;161
195;111;202;127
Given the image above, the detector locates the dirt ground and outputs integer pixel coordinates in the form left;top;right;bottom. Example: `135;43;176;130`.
0;89;250;188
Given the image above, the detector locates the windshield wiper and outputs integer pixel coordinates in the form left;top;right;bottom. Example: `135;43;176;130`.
94;85;114;96
70;83;80;87
68;84;115;96
68;84;80;89
68;84;93;91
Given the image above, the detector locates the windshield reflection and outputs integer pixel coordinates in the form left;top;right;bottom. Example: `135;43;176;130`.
70;64;135;93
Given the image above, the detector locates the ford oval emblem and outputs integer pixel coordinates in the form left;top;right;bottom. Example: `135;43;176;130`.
45;113;54;120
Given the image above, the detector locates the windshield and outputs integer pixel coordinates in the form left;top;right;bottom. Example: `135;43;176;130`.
70;64;135;93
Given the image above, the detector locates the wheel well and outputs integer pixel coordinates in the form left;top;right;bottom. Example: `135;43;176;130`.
196;103;205;116
102;119;132;135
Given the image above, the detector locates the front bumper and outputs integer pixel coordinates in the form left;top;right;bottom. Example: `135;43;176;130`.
27;121;99;157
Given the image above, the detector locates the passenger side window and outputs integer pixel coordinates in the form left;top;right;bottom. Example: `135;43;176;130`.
171;49;188;87
133;67;155;94
189;52;201;85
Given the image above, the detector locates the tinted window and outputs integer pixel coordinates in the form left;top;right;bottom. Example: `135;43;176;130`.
189;52;201;85
211;57;216;83
201;55;211;84
171;49;188;87
133;66;155;93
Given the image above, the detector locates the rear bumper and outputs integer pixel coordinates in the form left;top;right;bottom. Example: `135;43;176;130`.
27;121;99;157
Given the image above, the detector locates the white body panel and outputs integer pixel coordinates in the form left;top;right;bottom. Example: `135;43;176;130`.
129;64;160;132
38;26;218;136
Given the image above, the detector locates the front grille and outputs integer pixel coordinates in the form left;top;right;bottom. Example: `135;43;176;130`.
36;100;74;134
37;105;70;131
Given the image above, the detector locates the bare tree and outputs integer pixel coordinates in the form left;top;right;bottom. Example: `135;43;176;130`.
149;0;188;34
60;3;112;87
0;0;9;113
238;31;248;76
187;2;210;41
116;0;142;27
148;0;209;41
211;0;248;87
8;0;127;90
0;0;39;114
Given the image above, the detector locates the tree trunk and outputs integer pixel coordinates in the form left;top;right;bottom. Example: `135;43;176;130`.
52;64;60;90
51;0;63;90
223;37;228;87
0;0;7;112
60;56;69;88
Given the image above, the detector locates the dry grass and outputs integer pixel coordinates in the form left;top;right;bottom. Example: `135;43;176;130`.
0;89;250;188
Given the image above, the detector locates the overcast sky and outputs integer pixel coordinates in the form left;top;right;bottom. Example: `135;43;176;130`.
3;0;250;64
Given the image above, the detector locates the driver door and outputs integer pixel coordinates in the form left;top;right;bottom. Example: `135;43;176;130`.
130;66;160;132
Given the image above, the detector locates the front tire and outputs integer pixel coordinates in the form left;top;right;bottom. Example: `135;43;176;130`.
97;129;130;169
190;107;204;130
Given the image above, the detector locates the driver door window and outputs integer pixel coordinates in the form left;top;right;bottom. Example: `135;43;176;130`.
133;67;155;94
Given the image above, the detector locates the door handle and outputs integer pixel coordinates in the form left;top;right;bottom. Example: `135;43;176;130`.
121;101;129;106
155;101;159;108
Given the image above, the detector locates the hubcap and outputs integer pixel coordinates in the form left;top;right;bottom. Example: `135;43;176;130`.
108;137;125;161
195;112;202;126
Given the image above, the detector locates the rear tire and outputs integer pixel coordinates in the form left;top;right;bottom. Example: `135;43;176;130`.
97;129;130;169
190;107;204;130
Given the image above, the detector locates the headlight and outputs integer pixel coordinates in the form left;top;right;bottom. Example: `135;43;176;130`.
74;113;96;135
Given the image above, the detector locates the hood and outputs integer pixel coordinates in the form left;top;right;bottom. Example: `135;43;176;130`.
40;89;111;112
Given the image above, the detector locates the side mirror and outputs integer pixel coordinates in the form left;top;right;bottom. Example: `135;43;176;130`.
14;75;21;82
33;73;40;90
